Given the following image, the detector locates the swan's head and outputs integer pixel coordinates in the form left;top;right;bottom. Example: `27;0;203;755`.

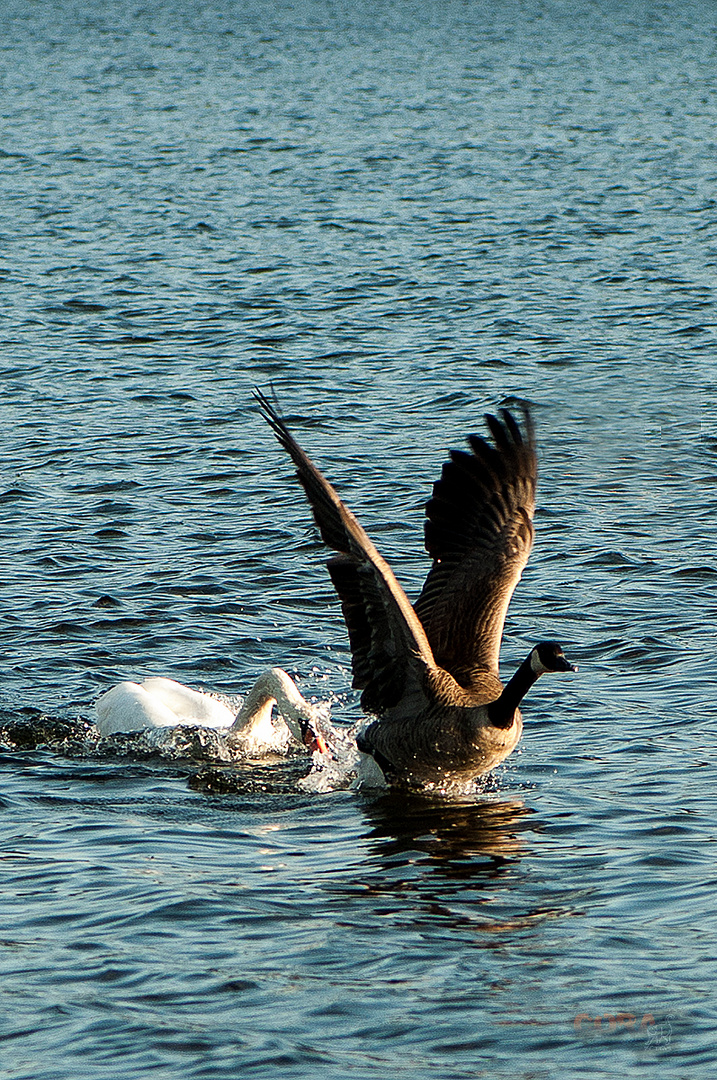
291;715;328;755
531;641;577;675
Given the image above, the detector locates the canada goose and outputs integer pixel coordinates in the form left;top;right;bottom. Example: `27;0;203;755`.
255;390;575;786
95;669;327;754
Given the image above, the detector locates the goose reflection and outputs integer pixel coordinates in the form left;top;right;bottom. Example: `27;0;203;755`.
334;795;574;940
359;792;535;876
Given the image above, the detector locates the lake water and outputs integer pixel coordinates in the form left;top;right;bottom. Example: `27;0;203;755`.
1;0;717;1076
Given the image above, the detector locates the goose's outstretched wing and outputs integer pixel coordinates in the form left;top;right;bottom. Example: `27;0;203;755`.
254;390;437;714
413;408;536;682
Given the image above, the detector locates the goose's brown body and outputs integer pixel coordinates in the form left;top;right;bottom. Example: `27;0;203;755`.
358;668;522;785
255;391;573;786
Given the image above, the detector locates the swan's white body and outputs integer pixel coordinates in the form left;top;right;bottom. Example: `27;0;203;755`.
95;668;328;755
96;678;236;735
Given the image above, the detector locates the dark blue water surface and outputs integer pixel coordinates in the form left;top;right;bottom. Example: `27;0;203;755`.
1;1;717;1076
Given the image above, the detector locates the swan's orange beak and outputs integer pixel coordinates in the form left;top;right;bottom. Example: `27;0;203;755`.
303;729;328;755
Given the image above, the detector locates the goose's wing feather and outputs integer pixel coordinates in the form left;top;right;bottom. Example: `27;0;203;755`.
413;408;536;680
254;390;437;714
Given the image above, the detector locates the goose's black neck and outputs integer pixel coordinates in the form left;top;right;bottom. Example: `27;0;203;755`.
487;652;539;729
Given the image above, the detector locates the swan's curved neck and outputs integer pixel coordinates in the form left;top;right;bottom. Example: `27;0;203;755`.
487;652;539;729
228;668;324;749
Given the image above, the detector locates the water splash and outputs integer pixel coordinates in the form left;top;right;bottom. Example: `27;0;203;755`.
0;701;507;800
297;721;388;793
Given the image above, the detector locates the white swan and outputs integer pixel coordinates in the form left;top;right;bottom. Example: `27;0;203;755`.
95;668;328;755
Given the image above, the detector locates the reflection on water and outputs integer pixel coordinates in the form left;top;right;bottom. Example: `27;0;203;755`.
320;792;587;956
360;791;534;868
354;794;551;935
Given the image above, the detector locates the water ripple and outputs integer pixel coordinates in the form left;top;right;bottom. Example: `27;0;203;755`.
1;0;717;1076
